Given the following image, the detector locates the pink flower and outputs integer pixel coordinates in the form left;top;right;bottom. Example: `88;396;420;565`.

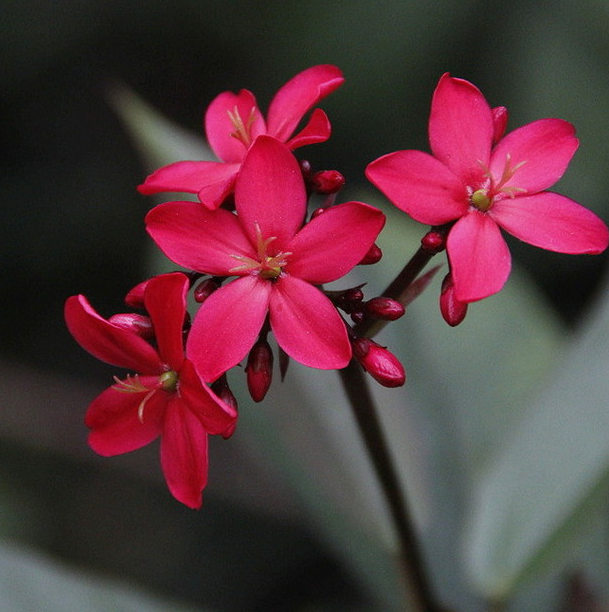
366;73;609;302
138;65;344;209
146;136;386;381
64;273;237;509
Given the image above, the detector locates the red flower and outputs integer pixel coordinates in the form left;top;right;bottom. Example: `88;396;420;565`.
366;73;609;302
64;273;237;509
146;136;386;381
138;65;344;209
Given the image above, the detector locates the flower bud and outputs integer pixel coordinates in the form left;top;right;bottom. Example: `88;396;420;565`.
439;273;468;326
109;313;154;339
491;106;508;145
299;159;312;179
421;230;446;254
359;243;383;265
310;207;326;220
124;279;150;308
194;278;220;303
352;338;405;388
245;339;274;403
310;169;345;194
364;297;405;321
211;374;238;438
350;310;365;324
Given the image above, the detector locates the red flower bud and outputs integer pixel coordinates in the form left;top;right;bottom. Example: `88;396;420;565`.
439;273;468;326
359;243;383;265
310;169;345;194
310;207;326;220
350;310;365;324
491;106;508;145
108;313;154;339
245;339;274;402
364;297;405;321
194;278;220;303
299;159;312;179
352;338;405;388
211;374;239;438
124;279;150;308
420;230;446;254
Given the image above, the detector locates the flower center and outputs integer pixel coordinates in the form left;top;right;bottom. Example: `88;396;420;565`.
227;106;257;148
229;224;291;280
472;153;528;211
113;370;179;422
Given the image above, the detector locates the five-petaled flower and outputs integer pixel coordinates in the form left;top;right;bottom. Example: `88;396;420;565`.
146;136;386;382
138;65;344;209
64;272;238;509
366;73;609;302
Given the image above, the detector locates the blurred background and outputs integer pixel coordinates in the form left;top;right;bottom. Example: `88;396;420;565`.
2;0;609;610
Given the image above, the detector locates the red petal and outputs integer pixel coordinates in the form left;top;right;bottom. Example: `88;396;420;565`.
144;273;188;371
490;192;609;254
266;65;344;143
235;136;306;248
429;73;493;185
146;201;255;276
204;89;266;162
447;211;512;302
65;295;162;374
186;276;272;382
160;397;209;509
138;161;240;209
269;276;351;369
489;119;578;195
285;202;386;283
285;108;331;150
366;150;468;224
178;359;238;434
86;381;165;455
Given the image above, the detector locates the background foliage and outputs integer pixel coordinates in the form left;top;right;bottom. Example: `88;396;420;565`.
2;0;609;609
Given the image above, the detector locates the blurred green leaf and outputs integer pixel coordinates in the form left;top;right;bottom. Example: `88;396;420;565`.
0;541;205;612
465;271;609;601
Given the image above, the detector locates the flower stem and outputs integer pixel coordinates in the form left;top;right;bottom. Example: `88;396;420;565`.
338;361;444;612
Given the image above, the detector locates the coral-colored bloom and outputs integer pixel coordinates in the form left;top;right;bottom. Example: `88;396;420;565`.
138;65;344;209
64;273;237;509
146;136;385;381
366;73;609;302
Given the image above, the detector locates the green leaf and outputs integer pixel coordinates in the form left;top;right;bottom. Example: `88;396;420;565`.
0;541;205;612
465;271;609;601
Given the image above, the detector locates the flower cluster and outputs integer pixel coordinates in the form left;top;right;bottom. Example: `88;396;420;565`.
66;66;401;508
66;67;608;508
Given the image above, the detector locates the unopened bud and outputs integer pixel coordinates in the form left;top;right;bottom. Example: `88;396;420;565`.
245;339;274;402
194;278;220;303
299;159;312;179
352;338;405;388
109;313;154;339
211;374;238;438
359;243;383;265
421;230;446;254
124;279;150;308
491;106;508;145
310;169;345;194
440;273;468;326
310;207;325;220
350;310;365;324
364;297;405;321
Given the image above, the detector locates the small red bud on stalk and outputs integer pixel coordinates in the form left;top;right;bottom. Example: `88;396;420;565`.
491;106;508;145
124;279;149;308
245;339;274;402
420;230;446;254
211;374;238;438
310;169;345;194
350;310;365;324
108;313;154;339
299;159;312;180
359;243;383;265
440;273;468;326
364;297;405;321
352;338;405;388
194;278;220;303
